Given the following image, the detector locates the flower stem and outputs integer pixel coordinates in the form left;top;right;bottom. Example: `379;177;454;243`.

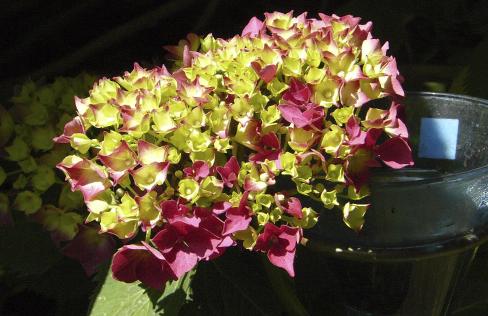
145;228;152;242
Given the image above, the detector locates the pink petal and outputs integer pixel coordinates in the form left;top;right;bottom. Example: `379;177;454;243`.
242;16;264;37
375;137;414;169
268;247;296;277
53;116;85;143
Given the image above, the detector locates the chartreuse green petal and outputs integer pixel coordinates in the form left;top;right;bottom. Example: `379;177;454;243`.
89;79;119;103
6;137;30;161
233;226;258;250
269;207;282;223
267;78;288;96
100;131;123;155
348;185;370;200
70;133;96;154
214;138;232;152
200;176;223;200
280;152;297;177
304;67;325;84
167;146;182;164
295;181;313;195
117;193;139;219
152;110;176;134
86;190;115;214
190;148;215;165
320;189;339;209
332;106;354;126
138;191;160;224
261;105;281;127
289;128;315;152
321;125;344;154
292;207;318;229
178;179;200;201
100;209;138;239
343;203;369;231
326;164;345;183
14;191;42;215
282;56;302;77
188;129;212;152
257;212;269;225
256;193;274;209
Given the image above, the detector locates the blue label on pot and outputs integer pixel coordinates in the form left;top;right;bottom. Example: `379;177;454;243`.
418;118;459;160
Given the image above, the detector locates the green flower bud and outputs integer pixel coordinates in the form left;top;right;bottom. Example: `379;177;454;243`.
15;191;42;214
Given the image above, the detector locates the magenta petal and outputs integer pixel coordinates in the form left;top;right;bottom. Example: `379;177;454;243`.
111;244;173;290
375;137;414;169
285;198;303;219
222;207;252;235
164;245;199;278
282;79;312;104
241;16;264;37
212;201;232;215
258;64;278;83
184;161;210;180
53;116;85;143
267;246;296;277
346;116;361;139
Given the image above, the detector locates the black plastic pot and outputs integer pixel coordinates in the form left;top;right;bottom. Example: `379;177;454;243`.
303;92;488;315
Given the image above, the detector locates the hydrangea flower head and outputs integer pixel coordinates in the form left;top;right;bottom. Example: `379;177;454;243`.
56;12;412;289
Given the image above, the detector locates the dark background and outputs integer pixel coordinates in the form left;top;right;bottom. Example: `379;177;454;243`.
1;0;488;99
1;1;488;315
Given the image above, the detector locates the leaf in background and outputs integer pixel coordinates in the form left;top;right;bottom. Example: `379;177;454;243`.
458;35;488;99
0;214;62;276
89;267;195;316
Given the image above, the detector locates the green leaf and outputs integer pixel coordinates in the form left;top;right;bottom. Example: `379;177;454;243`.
89;268;195;316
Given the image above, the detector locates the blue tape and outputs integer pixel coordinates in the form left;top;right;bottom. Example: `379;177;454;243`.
418;118;459;160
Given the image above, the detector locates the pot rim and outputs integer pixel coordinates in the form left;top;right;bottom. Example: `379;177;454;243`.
372;91;488;189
